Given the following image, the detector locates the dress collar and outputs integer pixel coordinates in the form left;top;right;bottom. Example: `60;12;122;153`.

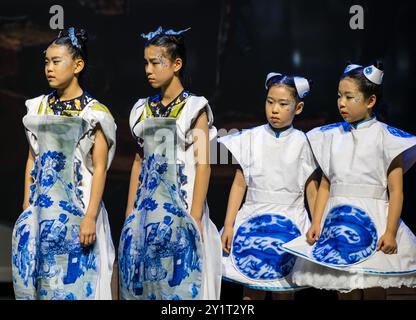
147;90;189;118
266;123;294;138
47;90;93;116
347;116;377;131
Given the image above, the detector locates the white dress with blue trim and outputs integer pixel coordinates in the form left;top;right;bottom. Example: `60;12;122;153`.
12;95;116;300
218;124;317;291
282;117;416;292
118;95;222;300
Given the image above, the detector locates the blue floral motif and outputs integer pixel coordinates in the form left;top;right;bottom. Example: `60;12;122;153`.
15;210;32;225
157;162;168;175
125;213;135;225
29;184;36;204
38;151;66;188
84;282;93;298
64;293;76;300
312;204;378;266
232;214;301;280
59;200;83;217
190;282;200;298
29;158;39;202
138;197;158;211
119;148;202;300
34;194;53;208
148;176;159;191
41;151;66;172
30;159;39;178
163;203;186;217
386;125;414;138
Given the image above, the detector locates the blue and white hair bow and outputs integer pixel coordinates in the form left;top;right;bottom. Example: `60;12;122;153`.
140;26;191;41
67;27;81;49
265;72;310;99
343;64;384;85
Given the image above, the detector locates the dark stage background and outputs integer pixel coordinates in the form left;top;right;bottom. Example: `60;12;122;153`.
1;0;416;300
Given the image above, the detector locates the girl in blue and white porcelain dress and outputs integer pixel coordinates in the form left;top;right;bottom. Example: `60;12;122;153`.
118;27;222;300
282;61;416;299
219;73;319;300
12;27;116;300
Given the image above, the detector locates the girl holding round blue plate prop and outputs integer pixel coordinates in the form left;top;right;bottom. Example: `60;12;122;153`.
12;27;116;300
282;60;416;299
118;26;222;300
219;73;319;300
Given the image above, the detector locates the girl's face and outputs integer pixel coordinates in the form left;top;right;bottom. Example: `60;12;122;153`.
337;78;376;123
265;85;303;129
44;44;84;90
144;45;182;89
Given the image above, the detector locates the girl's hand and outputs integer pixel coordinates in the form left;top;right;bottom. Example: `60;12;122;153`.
306;223;321;245
221;226;234;254
377;232;398;254
79;215;96;247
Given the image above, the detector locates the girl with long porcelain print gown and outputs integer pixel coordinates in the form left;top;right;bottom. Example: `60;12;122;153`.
118;27;222;300
12;27;116;300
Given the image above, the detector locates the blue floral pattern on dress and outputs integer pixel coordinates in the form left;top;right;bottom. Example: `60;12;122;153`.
119;151;202;300
59;200;83;217
34;194;53;208
312;204;378;266
163;203;186;217
39;151;66;187
13;140;97;300
232;214;301;280
28;158;39;205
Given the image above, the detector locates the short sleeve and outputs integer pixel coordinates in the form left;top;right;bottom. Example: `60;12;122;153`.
381;124;416;173
177;95;217;144
302;137;319;183
129;98;146;138
23;95;46;155
25;95;45;115
306;127;330;178
80;103;117;171
218;130;252;184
